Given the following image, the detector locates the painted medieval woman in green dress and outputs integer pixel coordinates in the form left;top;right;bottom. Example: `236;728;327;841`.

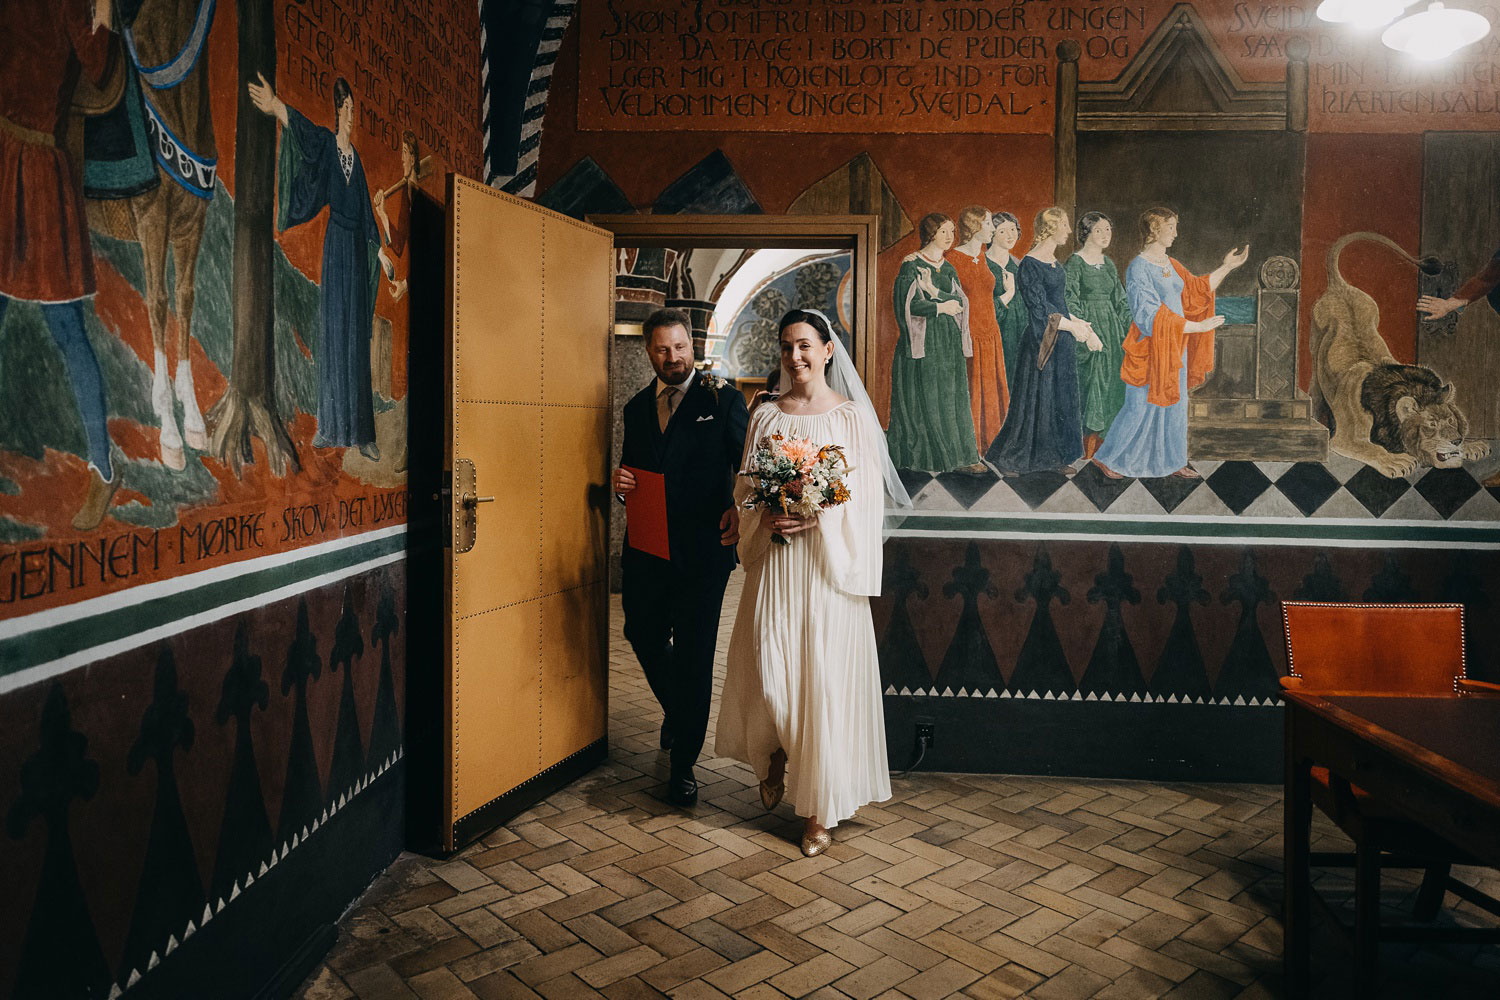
1064;212;1131;460
888;213;985;474
985;210;1028;385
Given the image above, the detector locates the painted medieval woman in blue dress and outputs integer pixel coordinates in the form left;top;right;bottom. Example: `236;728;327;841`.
1093;209;1247;480
250;74;381;458
985;207;1103;477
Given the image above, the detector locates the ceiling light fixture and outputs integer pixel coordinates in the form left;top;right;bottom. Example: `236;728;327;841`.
1317;0;1418;29
1382;2;1492;59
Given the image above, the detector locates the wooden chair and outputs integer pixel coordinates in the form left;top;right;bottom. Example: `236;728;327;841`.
1281;601;1500;981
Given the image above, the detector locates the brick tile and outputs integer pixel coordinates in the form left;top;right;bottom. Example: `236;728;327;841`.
895;958;983;1000
703;951;792;993
574;946;664;988
831;956;917;1000
766;953;855;996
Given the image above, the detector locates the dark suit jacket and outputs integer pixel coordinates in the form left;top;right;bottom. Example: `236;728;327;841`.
620;374;750;578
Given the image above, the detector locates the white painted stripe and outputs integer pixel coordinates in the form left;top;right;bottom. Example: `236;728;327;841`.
525;90;548;109
1;550;406;696
882;527;1500;549
892;508;1490;529
533;62;555;82
0;525;407;641
538;38;562;54
521;118;543;141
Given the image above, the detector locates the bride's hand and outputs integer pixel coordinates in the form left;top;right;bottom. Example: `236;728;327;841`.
770;513;813;535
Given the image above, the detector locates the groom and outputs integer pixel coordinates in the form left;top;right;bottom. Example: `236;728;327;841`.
613;309;749;806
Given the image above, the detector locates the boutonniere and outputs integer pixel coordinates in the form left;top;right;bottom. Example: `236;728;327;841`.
694;367;730;402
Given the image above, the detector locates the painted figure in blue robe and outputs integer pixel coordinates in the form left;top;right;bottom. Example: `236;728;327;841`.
250;73;381;458
985;207;1103;477
1093;208;1247;480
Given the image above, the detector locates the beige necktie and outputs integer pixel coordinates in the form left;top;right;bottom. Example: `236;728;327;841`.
657;385;679;432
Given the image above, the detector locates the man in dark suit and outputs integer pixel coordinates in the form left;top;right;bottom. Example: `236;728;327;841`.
613;309;749;806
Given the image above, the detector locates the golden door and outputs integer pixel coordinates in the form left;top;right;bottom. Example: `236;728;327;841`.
442;175;612;850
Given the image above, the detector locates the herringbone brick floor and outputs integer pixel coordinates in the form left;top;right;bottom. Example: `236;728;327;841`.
297;573;1500;999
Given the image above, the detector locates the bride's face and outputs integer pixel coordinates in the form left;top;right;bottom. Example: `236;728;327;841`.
781;323;833;386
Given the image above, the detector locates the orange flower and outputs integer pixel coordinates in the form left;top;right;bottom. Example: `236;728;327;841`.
779;436;820;470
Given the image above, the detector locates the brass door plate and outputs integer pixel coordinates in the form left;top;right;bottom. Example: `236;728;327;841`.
454;458;477;553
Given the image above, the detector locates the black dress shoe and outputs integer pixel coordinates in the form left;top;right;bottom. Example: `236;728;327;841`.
667;770;698;807
660;725;675;751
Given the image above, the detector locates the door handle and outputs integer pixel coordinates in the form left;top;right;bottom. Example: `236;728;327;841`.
452;458;487;553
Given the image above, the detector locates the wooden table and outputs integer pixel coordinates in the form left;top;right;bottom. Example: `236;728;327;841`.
1283;693;1500;996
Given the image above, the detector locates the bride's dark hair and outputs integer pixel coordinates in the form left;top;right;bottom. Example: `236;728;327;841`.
778;309;835;370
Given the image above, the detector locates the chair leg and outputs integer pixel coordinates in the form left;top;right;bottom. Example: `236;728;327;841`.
1413;862;1450;922
1354;838;1381;996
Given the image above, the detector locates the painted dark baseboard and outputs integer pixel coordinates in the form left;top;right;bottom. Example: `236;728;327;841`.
884;697;1282;783
452;739;608;849
255;923;337;1000
119;762;405;1000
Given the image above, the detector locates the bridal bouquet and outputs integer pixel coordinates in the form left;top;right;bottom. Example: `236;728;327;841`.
741;433;852;544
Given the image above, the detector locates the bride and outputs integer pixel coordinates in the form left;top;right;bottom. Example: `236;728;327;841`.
716;308;911;856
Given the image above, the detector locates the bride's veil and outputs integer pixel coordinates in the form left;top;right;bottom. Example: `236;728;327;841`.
796;309;913;511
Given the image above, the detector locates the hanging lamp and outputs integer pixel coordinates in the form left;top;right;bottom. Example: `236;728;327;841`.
1382;2;1492;59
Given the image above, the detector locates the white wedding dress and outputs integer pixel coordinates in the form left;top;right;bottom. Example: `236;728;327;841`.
715;399;892;828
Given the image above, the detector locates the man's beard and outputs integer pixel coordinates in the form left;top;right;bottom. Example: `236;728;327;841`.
657;363;691;385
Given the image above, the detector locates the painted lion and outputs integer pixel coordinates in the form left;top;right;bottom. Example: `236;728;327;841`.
1309;232;1489;479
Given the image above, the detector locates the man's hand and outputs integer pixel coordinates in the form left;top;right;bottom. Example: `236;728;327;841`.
720;508;740;546
611;467;637;494
770;513;813;536
1419;295;1467;321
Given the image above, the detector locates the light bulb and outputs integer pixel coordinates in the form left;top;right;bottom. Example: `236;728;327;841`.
1318;0;1419;28
1383;2;1492;60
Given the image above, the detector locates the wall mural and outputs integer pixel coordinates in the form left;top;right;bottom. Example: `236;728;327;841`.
1;0;479;995
526;0;1500;776
721;252;854;378
1;0;482;619
561;0;1500;528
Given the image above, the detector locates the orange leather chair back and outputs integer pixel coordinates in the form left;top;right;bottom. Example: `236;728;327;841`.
1281;602;1466;695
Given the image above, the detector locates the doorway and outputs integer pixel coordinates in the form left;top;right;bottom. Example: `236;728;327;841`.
588;214;880;588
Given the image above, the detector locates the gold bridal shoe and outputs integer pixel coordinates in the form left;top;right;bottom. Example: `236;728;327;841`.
801;828;832;858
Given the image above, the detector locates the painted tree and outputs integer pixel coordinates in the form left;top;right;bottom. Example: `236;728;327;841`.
933;543;1004;695
1080;544;1145;697
7;685;112;999
1216;550;1280;701
1150;547;1213;700
878;546;934;693
1293;552;1346;601
210;622;274;904
327;584;367;805
277;600;322;846
122;647;203;984
1009;546;1077;696
209;0;298;474
368;582;403;770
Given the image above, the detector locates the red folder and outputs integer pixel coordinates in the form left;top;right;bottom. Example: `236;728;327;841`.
623;466;669;560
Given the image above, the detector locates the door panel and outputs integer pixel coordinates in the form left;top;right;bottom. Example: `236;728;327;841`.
453;405;542;616
540;583;608;769
541;405;610;596
445;175;613;849
451;600;541;820
543;217;614;406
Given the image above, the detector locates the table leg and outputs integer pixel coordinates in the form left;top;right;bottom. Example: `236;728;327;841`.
1284;709;1312;997
1354;835;1380;996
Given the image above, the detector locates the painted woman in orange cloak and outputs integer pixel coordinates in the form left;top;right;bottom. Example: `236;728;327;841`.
1092;208;1247;480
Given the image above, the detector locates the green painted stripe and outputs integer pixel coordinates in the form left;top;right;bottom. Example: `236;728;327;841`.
1;532;406;676
890;515;1500;545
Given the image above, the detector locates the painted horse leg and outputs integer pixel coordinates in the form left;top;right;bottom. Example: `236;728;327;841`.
131;188;186;470
170;190;210;452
